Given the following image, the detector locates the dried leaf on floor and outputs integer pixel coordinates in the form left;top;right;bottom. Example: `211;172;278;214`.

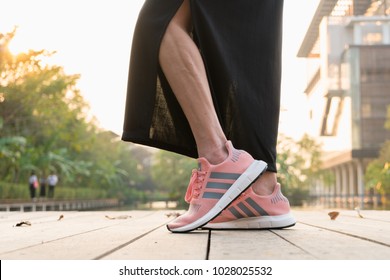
328;211;339;220
105;215;132;220
165;212;181;218
15;221;32;227
354;207;364;218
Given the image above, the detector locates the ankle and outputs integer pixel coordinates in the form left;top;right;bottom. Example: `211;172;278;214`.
252;171;277;196
198;141;228;165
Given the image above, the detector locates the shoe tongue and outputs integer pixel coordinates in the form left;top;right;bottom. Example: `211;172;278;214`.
197;158;210;171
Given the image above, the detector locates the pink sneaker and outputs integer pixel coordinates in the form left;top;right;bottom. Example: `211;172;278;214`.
167;141;267;233
203;183;296;229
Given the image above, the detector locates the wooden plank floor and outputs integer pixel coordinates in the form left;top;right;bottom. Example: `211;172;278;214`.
0;209;389;260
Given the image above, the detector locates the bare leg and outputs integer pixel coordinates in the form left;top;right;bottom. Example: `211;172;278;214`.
159;0;227;165
159;0;276;194
252;172;277;195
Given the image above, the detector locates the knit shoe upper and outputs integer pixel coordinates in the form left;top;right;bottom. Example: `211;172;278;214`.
167;141;267;233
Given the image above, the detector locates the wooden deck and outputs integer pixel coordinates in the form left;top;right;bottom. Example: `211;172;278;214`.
1;208;390;260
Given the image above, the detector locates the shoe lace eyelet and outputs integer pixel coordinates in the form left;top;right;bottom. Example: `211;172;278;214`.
185;170;207;202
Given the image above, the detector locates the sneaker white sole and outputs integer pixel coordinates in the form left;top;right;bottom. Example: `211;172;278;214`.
202;213;296;230
168;160;268;233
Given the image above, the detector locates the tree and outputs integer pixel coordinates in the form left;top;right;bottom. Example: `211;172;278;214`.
1;29;143;203
151;150;197;206
365;106;390;196
1;28;91;182
0;136;26;181
276;133;324;205
365;140;390;196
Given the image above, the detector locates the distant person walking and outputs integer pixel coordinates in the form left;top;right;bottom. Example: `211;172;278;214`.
47;173;58;199
39;174;47;199
28;171;38;200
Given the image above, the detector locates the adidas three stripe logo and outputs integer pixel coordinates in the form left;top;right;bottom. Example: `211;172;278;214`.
201;171;241;200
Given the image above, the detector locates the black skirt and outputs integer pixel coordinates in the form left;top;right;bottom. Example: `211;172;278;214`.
122;0;284;172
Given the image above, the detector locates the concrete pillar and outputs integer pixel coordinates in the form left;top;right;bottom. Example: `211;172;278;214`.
341;164;349;207
383;22;390;44
327;169;333;207
348;161;356;206
319;177;326;207
356;159;365;209
317;178;324;207
335;166;343;207
353;23;363;45
354;23;362;45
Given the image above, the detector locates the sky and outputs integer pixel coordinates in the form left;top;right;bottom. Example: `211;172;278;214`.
1;0;320;139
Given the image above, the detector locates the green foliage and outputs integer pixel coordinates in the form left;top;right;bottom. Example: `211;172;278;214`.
0;182;29;199
365;141;390;195
386;105;390;130
0;181;107;200
0;136;27;179
277;134;324;205
151;150;197;207
0;29;144;204
365;105;390;196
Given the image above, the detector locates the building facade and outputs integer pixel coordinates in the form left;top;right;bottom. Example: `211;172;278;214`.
298;0;390;208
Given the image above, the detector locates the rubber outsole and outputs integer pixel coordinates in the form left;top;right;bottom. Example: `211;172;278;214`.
202;213;297;230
